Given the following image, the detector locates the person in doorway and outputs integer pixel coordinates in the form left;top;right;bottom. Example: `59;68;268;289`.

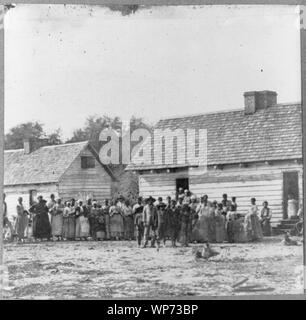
287;194;298;220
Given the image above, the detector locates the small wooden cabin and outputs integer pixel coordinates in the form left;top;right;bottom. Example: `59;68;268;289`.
4;140;115;217
127;90;303;226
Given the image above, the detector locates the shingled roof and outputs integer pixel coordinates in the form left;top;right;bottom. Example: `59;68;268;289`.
127;103;302;171
4;141;114;186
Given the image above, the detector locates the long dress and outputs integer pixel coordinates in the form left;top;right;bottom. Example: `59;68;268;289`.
15;204;29;240
122;204;134;240
191;203;210;243
261;207;272;236
29;201;52;239
95;210;106;239
245;204;263;242
215;209;226;243
51;203;64;237
109;205;124;239
288;199;298;219
75;205;85;239
77;206;90;238
63;206;75;240
103;205;111;240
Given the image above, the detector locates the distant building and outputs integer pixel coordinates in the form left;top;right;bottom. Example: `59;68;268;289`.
127;90;302;226
4;140;115;216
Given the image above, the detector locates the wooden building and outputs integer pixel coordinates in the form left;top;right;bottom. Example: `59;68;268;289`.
4;140;115;217
127;90;302;226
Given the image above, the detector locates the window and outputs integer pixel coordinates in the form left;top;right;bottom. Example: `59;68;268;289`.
81;156;95;169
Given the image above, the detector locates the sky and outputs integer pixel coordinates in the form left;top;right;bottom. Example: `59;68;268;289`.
4;4;301;140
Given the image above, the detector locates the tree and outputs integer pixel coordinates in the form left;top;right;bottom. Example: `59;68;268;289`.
5;121;63;150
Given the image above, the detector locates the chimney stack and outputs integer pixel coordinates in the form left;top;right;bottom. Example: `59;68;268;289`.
23;138;33;154
244;90;277;115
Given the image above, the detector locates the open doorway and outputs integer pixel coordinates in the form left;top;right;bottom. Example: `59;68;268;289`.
283;171;299;219
176;178;189;195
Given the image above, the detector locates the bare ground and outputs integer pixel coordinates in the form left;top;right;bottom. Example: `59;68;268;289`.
2;236;304;299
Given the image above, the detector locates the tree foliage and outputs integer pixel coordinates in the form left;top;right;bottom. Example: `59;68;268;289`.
5;121;63;150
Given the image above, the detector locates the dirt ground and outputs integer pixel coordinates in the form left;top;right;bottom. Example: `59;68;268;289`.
2;236;304;299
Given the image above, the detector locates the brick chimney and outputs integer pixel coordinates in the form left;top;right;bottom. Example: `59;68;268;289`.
23;138;34;154
244;90;277;115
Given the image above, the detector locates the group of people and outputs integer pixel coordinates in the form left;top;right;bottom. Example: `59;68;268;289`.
2;189;275;247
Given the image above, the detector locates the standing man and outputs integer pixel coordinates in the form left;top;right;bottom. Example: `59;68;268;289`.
142;196;158;248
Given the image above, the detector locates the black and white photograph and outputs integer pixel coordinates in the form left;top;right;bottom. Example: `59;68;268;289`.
0;2;305;300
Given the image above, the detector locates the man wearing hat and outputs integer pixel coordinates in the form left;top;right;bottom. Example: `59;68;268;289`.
142;196;158;248
29;195;52;241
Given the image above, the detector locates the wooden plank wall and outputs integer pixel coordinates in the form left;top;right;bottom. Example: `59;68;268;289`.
139;161;303;226
58;147;112;202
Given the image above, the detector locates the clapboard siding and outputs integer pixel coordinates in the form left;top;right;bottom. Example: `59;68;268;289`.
139;161;303;226
4;184;59;218
58;147;112;202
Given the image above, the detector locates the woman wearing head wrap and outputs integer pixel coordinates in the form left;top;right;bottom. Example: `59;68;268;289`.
29;196;51;241
75;200;90;240
63;201;75;240
191;195;210;243
95;203;106;241
109;199;124;240
260;201;272;236
214;203;226;243
245;198;263;242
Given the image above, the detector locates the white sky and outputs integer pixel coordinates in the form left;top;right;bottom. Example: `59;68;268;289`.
4;4;301;140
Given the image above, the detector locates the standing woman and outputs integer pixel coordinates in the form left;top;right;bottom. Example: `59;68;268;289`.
102;199;111;240
95;204;106;241
215;203;226;243
63;202;75;240
78;201;90;240
75;200;83;240
15;197;29;243
51;198;64;241
122;199;134;240
192;195;210;243
245;198;263;242
29;196;52;241
109;200;124;240
260;201;272;236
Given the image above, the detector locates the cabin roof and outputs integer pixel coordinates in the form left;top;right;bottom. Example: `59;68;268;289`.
127;103;302;171
4;141;115;186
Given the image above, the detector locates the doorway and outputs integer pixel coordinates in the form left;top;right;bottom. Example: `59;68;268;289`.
282;171;299;219
176;178;189;194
